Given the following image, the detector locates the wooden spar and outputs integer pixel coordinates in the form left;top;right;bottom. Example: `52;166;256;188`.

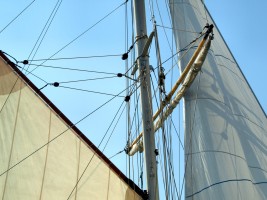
128;27;213;155
154;36;212;133
153;29;211;121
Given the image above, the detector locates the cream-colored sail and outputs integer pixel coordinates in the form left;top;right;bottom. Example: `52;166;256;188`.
0;53;144;200
170;0;267;199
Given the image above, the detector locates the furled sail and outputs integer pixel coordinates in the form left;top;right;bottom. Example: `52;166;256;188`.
170;0;267;199
0;52;144;200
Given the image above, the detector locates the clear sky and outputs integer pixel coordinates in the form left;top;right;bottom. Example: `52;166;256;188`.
0;0;266;199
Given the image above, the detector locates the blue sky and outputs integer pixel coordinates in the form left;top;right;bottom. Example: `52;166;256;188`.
1;0;266;114
0;0;266;199
206;0;267;114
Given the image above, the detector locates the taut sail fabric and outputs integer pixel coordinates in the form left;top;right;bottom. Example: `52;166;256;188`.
0;53;144;200
170;0;267;199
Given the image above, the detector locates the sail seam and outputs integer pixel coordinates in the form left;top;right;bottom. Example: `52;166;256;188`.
186;97;266;130
0;52;146;198
185;179;267;199
180;73;203;199
74;140;81;200
204;1;267;118
185;150;267;174
2;79;22;200
217;63;246;82
39;111;52;200
169;1;207;22
214;54;235;64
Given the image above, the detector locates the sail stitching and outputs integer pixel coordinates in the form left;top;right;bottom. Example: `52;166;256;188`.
186;97;266;131
0;83;134;178
2;79;23;199
38;111;52;200
186;179;267;199
185;150;267;174
66;100;126;199
74;140;81;200
179;72;203;200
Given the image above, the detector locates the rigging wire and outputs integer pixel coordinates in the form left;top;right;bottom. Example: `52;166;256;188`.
150;1;202;197
164;32;204;76
109;149;125;159
15;64;49;84
0;82;135;178
99;101;126;152
128;93;140;142
29;1;128;73
156;24;201;34
24;54;122;62
171;118;184;150
167;1;177;196
102;103;127;152
26;0;63;73
201;0;209;24
24;64;118;75
0;52;47;115
57;76;118;84
178;73;202;200
57;85;125;98
0;76;20;115
24;63;138;82
122;0;131;180
0;0;37;35
151;71;170;199
67;100;126;199
126;0;135;179
155;0;180;72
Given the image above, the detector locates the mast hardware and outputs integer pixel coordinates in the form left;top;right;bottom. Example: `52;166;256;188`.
131;31;155;76
122;34;147;61
127;24;213;155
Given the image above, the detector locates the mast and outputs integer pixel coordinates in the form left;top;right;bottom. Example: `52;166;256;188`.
132;0;159;199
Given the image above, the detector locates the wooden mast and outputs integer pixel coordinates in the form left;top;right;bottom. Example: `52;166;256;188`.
132;1;159;199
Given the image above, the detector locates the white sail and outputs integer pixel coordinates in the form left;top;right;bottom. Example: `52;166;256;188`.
0;53;144;199
170;0;267;199
1;1;267;199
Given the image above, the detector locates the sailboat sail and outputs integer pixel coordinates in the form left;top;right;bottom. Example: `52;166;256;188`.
0;52;144;199
170;0;267;199
1;0;267;199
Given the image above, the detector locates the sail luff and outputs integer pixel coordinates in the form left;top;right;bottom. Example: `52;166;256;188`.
201;3;267;119
0;51;145;199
